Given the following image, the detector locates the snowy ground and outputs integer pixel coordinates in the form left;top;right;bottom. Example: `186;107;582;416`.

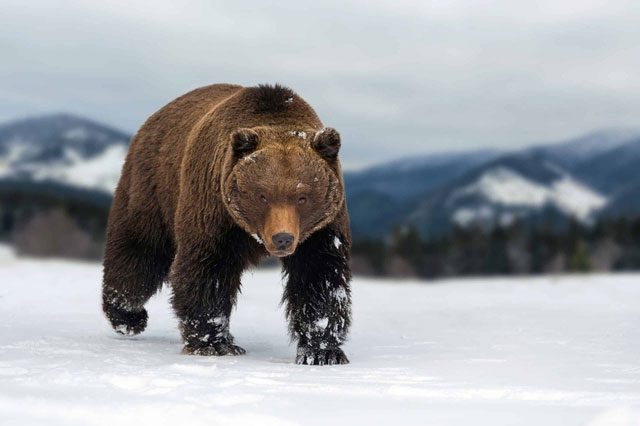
1;251;640;425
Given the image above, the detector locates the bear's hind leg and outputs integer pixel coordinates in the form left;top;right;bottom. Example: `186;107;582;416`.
102;229;174;336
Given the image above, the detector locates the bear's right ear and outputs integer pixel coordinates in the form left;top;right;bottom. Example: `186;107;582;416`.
231;129;259;158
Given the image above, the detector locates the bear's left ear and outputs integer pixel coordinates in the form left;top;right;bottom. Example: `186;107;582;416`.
231;128;259;158
312;127;341;160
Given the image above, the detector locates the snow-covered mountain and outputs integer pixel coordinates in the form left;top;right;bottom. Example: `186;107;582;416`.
447;164;606;226
344;128;640;238
1;114;639;239
344;149;502;237
0;114;130;194
398;155;607;237
345;149;501;201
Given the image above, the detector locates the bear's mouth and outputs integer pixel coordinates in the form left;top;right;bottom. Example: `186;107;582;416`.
269;248;295;257
263;235;297;257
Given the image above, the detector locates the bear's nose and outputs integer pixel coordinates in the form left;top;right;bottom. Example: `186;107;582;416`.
272;232;294;251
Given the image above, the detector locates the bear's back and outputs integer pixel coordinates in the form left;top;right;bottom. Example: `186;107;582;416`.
134;83;243;161
122;84;244;231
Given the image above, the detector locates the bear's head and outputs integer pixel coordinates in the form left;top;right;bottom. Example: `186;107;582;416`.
222;126;344;257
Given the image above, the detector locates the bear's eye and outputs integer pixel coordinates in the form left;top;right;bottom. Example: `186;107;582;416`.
260;194;268;204
298;196;307;205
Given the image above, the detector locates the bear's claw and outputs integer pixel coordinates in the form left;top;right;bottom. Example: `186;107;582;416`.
182;342;246;356
295;346;349;365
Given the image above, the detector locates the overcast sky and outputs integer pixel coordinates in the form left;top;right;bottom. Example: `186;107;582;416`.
1;0;639;169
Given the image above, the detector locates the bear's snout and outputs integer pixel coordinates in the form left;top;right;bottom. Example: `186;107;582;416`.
263;204;299;256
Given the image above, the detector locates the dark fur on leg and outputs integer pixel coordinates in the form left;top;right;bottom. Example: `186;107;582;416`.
102;223;174;336
171;227;263;355
179;313;246;355
282;226;352;365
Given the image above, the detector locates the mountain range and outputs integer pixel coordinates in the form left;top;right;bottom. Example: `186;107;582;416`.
1;113;640;240
346;127;640;238
0;113;128;195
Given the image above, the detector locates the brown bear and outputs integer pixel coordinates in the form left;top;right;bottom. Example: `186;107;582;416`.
102;83;352;365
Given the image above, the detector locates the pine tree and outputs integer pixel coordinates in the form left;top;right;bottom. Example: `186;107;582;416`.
568;238;591;272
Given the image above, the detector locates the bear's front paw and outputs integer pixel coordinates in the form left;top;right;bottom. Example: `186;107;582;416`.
105;304;148;336
295;345;349;365
182;342;246;356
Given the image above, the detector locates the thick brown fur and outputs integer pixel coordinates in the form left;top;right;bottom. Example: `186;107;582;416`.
102;84;352;365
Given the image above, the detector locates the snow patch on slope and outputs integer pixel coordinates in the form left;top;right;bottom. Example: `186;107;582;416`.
453;205;495;226
451;166;607;225
0;144;126;193
63;126;90;141
452;167;549;207
552;176;608;221
54;145;126;193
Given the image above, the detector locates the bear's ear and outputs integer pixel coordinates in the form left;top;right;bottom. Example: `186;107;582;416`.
231;128;259;158
312;127;341;160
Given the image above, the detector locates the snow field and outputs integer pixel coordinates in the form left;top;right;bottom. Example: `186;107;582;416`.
1;256;640;425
